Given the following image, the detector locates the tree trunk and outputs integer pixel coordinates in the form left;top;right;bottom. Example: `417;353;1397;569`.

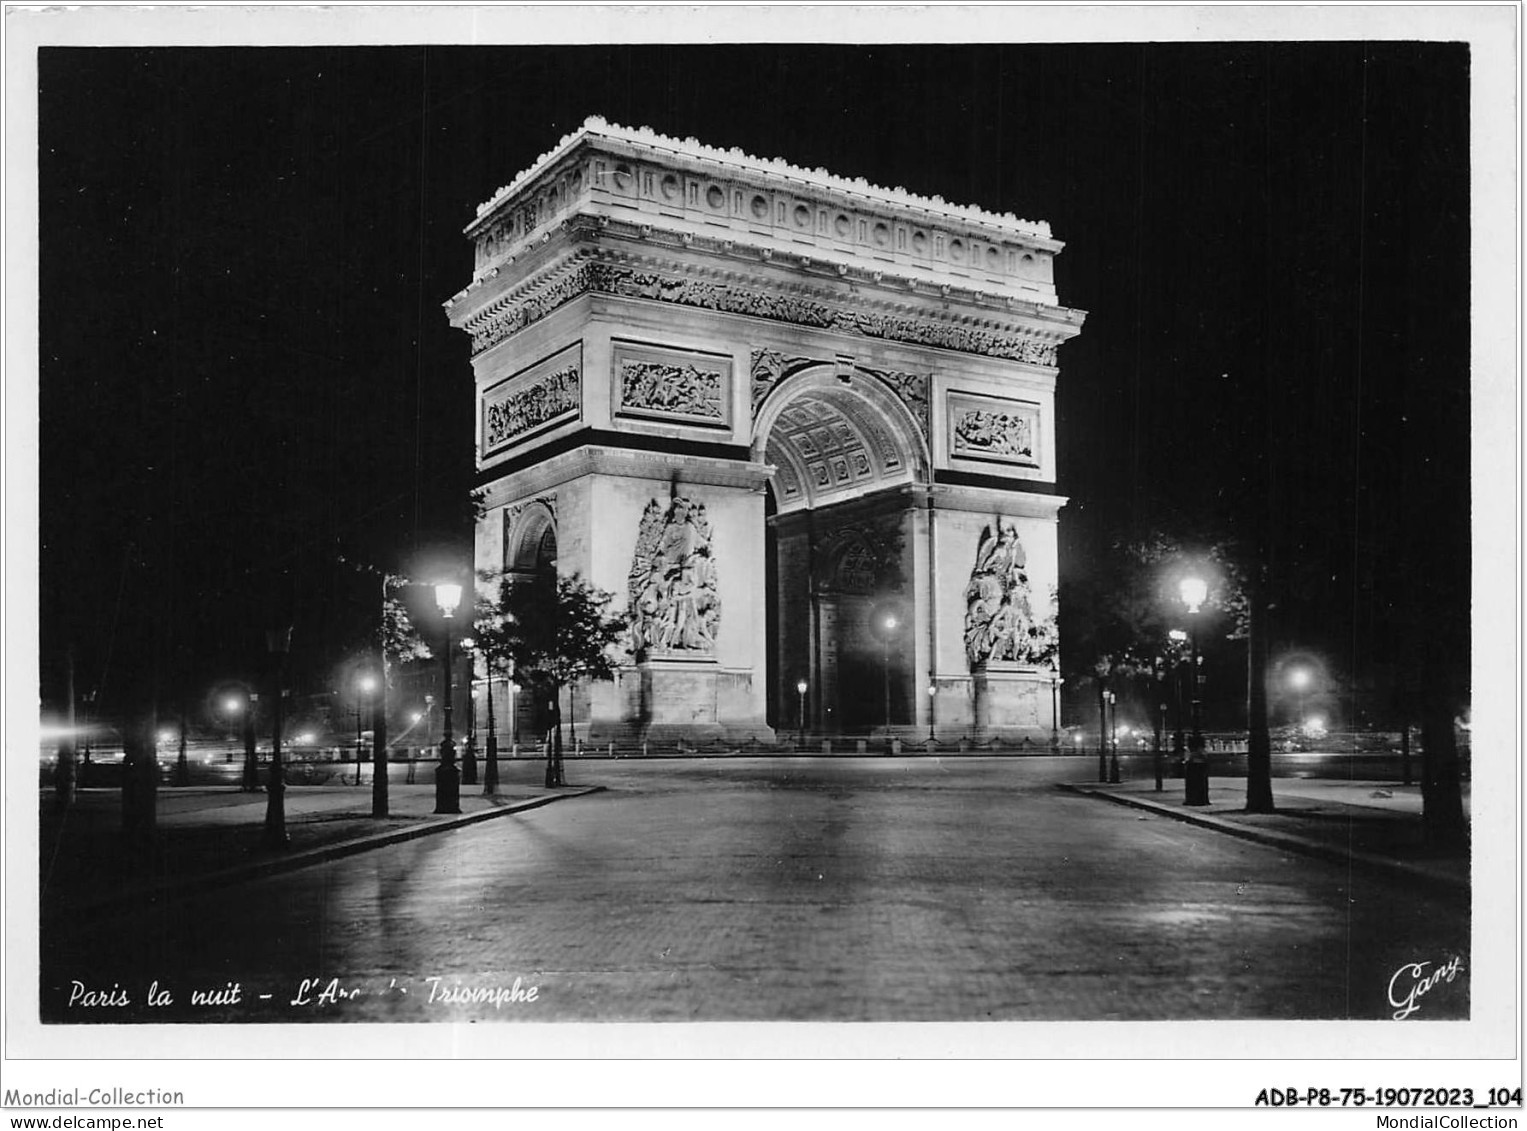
545;684;565;788
1420;697;1467;846
1244;568;1275;812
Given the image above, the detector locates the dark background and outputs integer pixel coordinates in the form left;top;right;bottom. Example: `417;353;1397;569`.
35;42;1471;730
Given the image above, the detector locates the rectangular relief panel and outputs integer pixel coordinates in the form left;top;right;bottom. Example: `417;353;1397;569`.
946;390;1041;469
611;340;733;431
481;343;582;457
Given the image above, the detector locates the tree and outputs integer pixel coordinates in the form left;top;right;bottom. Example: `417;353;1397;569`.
494;572;628;787
1062;534;1273;810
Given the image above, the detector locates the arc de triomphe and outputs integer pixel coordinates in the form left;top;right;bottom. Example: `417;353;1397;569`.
445;118;1085;745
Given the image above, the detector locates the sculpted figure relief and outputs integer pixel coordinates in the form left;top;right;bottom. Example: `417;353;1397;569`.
483;364;580;449
954;409;1034;460
620;360;724;420
628;496;721;655
963;521;1041;667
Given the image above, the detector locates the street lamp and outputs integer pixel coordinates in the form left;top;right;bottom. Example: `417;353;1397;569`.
1107;693;1121;783
434;582;462;815
1049;671;1062;752
927;683;937;744
459;637;478;788
1288;666;1312;732
1099;690;1113;782
235;691;261;792
795;677;808;745
1155;701;1168;792
221;694;242;762
263;626;292;848
466;684;480;787
880;614;899;731
355;673;377;786
1168;629;1188;767
1179;575;1209;806
483;668;499;795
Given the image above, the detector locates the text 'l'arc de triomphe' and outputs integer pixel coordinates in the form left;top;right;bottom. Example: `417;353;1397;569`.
445;118;1085;745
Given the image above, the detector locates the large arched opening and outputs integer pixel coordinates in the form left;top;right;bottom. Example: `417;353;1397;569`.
501;500;558;743
754;367;931;736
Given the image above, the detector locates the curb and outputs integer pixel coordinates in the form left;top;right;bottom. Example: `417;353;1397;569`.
45;786;605;922
1057;783;1468;900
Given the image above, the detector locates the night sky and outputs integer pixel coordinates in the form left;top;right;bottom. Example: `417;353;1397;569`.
33;39;1474;727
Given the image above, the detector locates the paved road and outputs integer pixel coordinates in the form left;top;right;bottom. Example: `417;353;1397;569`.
40;757;1469;1023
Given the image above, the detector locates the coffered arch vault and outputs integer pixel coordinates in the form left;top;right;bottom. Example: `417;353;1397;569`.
752;365;930;514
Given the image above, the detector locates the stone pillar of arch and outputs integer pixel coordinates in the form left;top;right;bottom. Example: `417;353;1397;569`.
447;118;1084;747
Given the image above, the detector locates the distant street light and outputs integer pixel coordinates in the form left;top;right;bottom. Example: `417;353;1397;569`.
460;638;478;787
355;673;377;786
483;671;499;795
796;677;808;745
434;582;463;815
927;683;937;744
238;691;261;791
1179;575;1209;806
1155;701;1168;792
1288;666;1312;731
263;626;292;848
1107;693;1121;783
1049;672;1062;752
880;614;899;731
1099;690;1112;783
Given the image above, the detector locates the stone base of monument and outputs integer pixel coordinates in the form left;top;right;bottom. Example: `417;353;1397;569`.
971;662;1047;736
625;655;771;746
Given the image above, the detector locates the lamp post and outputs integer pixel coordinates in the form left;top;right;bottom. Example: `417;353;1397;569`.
927;683;937;744
465;684;480;787
1049;671;1062;752
1155;701;1167;791
434;582;462;815
263;626;292;848
1074;732;1084;757
1179;575;1209;806
238;692;261;792
173;712;189;787
1099;690;1112;782
795;678;808;746
1108;694;1121;783
880;614;898;732
483;666;499;794
460;637;478;788
1288;666;1311;734
355;673;376;786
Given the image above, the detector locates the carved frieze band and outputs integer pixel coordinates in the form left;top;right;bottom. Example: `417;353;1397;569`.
481;346;582;455
469;261;1061;366
613;342;731;428
947;390;1040;468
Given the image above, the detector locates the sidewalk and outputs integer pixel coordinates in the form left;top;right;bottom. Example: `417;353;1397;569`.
39;769;599;920
1060;776;1470;896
